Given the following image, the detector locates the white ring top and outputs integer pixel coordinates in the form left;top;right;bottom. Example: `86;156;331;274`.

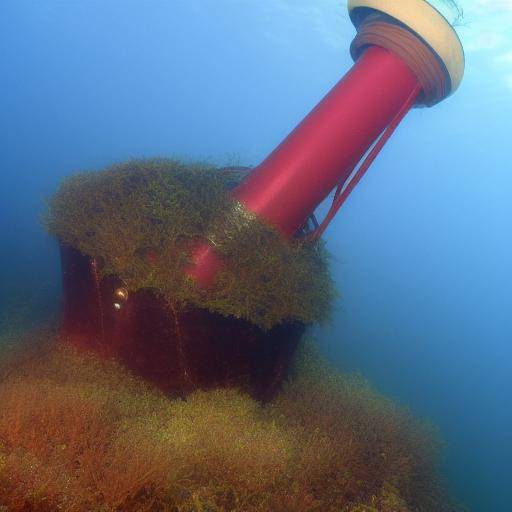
348;0;465;95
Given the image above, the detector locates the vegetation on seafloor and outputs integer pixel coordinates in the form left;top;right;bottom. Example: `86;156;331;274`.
0;327;458;512
45;159;336;330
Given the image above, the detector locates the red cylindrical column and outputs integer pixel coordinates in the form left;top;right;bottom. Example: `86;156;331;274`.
188;45;421;286
234;45;420;237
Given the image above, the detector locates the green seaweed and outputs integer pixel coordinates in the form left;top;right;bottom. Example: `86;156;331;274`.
45;158;336;329
0;330;458;512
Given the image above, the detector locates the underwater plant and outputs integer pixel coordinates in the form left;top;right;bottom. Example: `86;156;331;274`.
46;159;335;330
0;328;458;512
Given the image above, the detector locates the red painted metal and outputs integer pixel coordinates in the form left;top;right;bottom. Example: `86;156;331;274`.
60;244;303;400
234;46;420;236
59;45;424;396
188;45;421;286
311;82;422;240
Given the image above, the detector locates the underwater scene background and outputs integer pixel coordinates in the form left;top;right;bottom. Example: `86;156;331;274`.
0;1;511;510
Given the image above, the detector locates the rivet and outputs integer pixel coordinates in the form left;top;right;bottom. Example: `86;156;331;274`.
114;287;129;301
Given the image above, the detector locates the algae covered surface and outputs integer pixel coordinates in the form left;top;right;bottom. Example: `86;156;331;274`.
33;161;458;511
45;159;335;330
0;328;456;512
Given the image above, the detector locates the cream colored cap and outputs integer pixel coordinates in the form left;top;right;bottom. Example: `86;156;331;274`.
348;0;465;95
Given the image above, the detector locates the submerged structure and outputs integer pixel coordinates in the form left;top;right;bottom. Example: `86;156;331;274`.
0;2;467;511
48;0;464;399
49;161;333;400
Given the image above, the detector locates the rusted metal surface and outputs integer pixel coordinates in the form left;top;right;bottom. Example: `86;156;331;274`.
60;244;303;400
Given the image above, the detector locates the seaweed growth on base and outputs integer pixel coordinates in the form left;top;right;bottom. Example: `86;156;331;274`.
0;329;457;512
45;159;335;330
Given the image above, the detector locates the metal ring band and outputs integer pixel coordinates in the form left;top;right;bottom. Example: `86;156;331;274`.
350;14;449;106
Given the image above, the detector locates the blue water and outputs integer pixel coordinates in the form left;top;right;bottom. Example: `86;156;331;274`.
1;1;510;510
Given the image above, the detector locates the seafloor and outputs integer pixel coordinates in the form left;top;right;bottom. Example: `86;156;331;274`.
0;324;457;512
0;160;459;511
